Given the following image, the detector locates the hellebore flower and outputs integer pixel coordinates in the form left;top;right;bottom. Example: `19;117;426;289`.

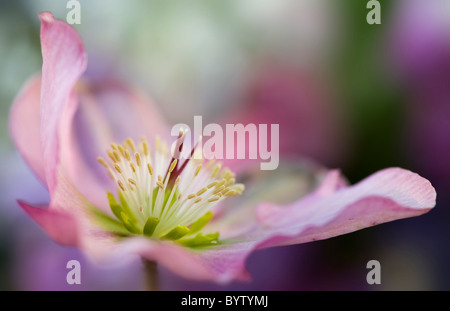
9;12;436;285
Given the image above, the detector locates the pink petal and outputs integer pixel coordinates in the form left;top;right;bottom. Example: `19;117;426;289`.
18;200;79;246
9;75;46;184
255;167;436;247
111;237;251;283
19;184;119;263
56;88;113;210
39;12;87;194
75;79;170;144
38;13;168;210
35;162;121;262
312;169;348;196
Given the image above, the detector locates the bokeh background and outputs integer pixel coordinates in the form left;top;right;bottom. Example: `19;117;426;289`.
0;0;449;290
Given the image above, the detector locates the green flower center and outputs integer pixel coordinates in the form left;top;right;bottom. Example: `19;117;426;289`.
96;132;244;247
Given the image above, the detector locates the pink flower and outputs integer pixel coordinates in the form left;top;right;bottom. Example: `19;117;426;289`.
9;12;436;284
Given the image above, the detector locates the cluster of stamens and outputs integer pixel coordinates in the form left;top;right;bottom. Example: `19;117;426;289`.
96;131;244;247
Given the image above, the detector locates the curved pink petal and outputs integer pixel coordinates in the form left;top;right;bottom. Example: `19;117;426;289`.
198;168;435;283
39;12;87;194
9;75;46;184
39;13;169;211
18;201;79;246
254;167;436;247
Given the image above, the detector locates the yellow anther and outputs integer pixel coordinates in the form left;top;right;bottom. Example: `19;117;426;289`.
141;139;150;156
225;178;235;187
147;163;153;176
224;190;238;197
110;143;119;150
118;145;126;157
221;188;231;196
135;153;142;167
194;197;202;204
212;185;225;195
196;187;208;196
215;179;226;188
195;165;202;177
207;196;220;203
117;180;126;191
169;159;178;173
125;138;137;153
207;181;218;189
211;163;222;178
108;150;118;163
130;162;136;173
124;149;131;162
97;157;108;168
112;150;121;162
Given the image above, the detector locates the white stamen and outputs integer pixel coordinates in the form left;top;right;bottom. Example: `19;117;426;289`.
99;136;242;238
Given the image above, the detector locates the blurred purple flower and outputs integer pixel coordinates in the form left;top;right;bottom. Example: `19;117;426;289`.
220;65;348;169
9;12;436;285
389;0;450;189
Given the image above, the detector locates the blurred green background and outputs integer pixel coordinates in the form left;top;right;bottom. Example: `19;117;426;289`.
0;0;449;290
